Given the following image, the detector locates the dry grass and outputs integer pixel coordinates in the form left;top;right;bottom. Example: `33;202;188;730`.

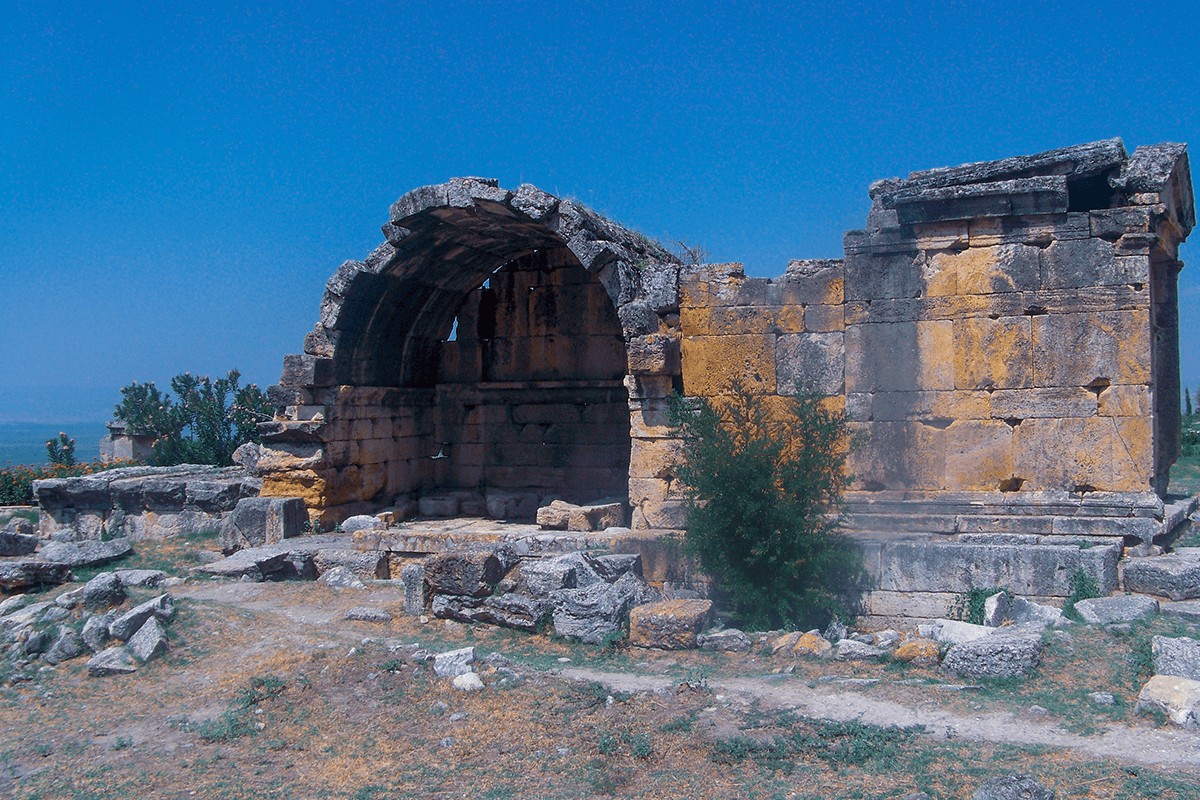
2;539;1199;799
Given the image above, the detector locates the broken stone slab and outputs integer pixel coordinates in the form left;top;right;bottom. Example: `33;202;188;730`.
628;599;712;650
313;549;387;581
345;607;392;623
535;500;627;532
1122;553;1200;601
318;565;365;589
1152;636;1200;682
1136;675;1200;728
431;593;553;631
424;548;511;597
81;572;126;610
697;629;751;653
0;601;52;633
971;774;1056;800
588;554;642;582
38;538;132;568
1073;595;1159;624
0;594;27;616
0;561;72;592
918;619;997;645
835;639;888;661
218;496;306;554
114;569;169;588
433;646;475;677
87;645;138;677
109;594;175;642
519;557;578;595
1161;600;1200;620
2;516;35;535
0;530;38;557
942;632;1043;679
984;593;1064;629
127;617;168;663
43;626;87;665
193;549;292;582
551;573;657;645
484;490;540;522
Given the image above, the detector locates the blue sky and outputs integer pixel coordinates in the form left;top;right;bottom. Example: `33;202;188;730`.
2;1;1198;422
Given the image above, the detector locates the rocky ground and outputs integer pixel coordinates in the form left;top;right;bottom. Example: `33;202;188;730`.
0;533;1197;799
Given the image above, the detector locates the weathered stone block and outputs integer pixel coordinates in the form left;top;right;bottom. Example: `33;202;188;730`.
944;420;1014;491
1074;595;1158;624
933;244;1040;296
1153;636;1200;681
1124;554;1200;601
1031;310;1151;387
628;599;712;649
280;354;335;387
424;550;505;597
680;334;776;395
626;334;681;375
219;497;306;554
953;316;1032;390
1040;237;1141;289
776;333;844;396
941;632;1043;678
1136;675;1200;728
988;387;1097;419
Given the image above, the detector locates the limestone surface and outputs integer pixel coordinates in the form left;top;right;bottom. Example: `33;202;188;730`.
628;599;712;650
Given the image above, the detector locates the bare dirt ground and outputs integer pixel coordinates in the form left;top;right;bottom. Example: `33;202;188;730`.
2;542;1200;799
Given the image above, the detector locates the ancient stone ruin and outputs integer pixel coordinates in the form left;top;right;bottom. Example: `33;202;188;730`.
259;138;1192;532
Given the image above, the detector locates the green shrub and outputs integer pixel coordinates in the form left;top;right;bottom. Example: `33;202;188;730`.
114;369;271;466
1065;569;1101;620
669;381;863;630
950;587;1007;625
0;460;134;506
45;432;76;466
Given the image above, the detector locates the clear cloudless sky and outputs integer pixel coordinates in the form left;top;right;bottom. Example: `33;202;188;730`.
2;0;1198;423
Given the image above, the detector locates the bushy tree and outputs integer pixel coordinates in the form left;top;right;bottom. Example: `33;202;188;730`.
115;370;271;466
669;382;863;630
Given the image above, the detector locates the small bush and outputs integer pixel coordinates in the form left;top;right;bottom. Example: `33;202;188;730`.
0;460;136;506
950;587;1006;625
669;381;862;630
1065;569;1101;619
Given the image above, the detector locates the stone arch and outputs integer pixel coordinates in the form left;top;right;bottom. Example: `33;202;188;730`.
259;178;686;526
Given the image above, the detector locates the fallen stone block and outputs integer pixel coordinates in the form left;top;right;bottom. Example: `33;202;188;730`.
520;557;578;595
314;548;388;581
1136;675;1200;728
345;607;392;623
318;565;365;589
1123;554;1200;601
588;554;642;582
424;549;507;597
919;619;996;645
552;573;654;645
484;490;539;522
536;500;627;532
114;569;170;588
128;617;169;663
218;497;306;554
433;646;475;677
894;638;941;665
192;549;293;582
984;593;1064;629
2;517;34;535
1161;599;1200;620
43;626;87;665
835;639;887;661
972;775;1055;800
0;594;28;615
81;572;126;610
942;632;1043;679
794;632;834;659
38;538;132;568
339;514;384;533
418;494;460;518
431;593;552;631
697;629;751;653
87;646;139;676
628;599;712;649
1152;636;1200;681
1073;595;1158;624
0;561;72;592
0;530;38;557
0;601;52;632
109;594;175;642
82;613;113;652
